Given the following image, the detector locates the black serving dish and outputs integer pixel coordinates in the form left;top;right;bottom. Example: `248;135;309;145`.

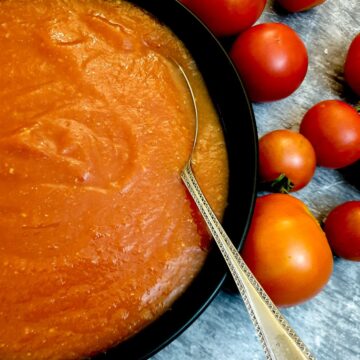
94;1;258;359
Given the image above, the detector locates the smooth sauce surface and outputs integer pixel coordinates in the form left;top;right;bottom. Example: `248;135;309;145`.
0;0;228;358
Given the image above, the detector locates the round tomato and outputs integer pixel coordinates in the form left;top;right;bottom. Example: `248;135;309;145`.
300;100;360;169
241;194;333;307
324;201;360;261
276;0;326;12
345;34;360;96
230;23;308;102
259;130;316;192
180;0;266;37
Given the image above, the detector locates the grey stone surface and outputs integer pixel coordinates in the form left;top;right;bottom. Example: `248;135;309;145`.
153;1;360;359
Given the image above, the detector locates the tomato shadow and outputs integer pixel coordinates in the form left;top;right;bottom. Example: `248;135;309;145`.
339;82;359;107
271;0;292;16
339;160;360;191
327;67;359;106
219;35;237;53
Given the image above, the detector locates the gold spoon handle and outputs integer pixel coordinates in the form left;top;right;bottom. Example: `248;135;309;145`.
181;161;315;360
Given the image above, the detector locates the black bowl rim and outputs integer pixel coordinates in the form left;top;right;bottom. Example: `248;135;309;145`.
94;1;258;359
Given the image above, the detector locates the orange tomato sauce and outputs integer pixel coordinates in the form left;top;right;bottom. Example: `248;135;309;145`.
0;0;228;359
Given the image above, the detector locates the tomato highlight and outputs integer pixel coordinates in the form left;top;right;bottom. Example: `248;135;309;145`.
230;23;308;102
300;100;360;169
242;194;333;307
259;130;316;192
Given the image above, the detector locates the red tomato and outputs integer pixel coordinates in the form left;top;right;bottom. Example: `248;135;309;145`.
276;0;326;12
345;34;360;96
259;130;316;192
241;194;333;307
180;0;267;37
300;100;360;169
230;23;308;102
324;201;360;261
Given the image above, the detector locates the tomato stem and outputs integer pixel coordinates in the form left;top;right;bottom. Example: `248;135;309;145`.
270;173;294;193
355;103;360;113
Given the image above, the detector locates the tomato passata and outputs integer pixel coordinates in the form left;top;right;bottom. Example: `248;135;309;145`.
241;194;333;307
345;34;360;96
180;0;267;37
259;130;316;192
230;23;308;102
324;201;360;261
277;0;326;12
300;100;360;169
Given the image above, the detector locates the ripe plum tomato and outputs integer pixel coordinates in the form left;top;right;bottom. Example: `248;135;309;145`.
345;34;360;96
276;0;326;12
241;194;333;307
259;130;316;192
180;0;267;37
230;23;308;102
324;201;360;261
300;100;360;169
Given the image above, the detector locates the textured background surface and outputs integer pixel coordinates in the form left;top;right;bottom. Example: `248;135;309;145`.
153;0;360;359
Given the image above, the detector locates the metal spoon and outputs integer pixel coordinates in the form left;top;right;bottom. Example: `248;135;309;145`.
175;62;315;360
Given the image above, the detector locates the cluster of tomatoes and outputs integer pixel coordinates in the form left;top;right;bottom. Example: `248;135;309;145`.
180;0;360;307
